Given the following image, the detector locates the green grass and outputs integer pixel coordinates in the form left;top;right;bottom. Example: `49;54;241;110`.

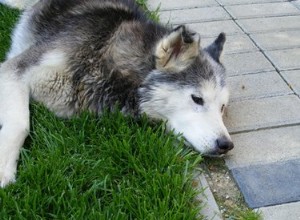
1;105;202;219
0;4;19;61
0;2;203;219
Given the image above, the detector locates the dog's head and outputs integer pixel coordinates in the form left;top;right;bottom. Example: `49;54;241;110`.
139;25;233;156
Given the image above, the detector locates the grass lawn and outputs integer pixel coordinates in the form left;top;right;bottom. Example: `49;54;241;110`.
0;2;204;219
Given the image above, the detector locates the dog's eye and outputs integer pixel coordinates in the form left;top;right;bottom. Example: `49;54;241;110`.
221;104;225;112
191;95;204;105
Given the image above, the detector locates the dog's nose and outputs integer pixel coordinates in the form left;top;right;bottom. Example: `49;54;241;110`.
216;137;234;153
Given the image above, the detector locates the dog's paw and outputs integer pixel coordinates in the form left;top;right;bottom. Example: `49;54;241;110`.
0;156;17;188
0;170;16;188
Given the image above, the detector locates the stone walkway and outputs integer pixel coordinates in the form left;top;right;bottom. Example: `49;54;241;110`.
148;0;300;219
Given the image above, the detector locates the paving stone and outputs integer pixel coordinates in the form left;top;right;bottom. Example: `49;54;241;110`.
231;159;300;208
292;0;300;10
251;30;300;50
281;70;300;95
225;126;300;169
223;51;275;76
218;0;285;6
225;2;300;19
195;173;222;220
237;16;300;34
188;20;244;38
202;35;258;54
158;7;230;25
266;48;300;70
224;95;300;133
257;201;300;220
147;0;218;11
227;71;292;101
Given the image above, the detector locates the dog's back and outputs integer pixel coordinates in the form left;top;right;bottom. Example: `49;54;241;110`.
8;0;168;115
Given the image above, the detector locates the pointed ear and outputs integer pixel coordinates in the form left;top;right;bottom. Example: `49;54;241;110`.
155;25;200;72
205;32;226;63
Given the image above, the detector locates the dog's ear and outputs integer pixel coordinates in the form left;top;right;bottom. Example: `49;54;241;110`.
155;25;200;72
205;32;226;63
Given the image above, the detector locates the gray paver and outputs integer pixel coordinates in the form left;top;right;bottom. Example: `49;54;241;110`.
225;2;300;19
227;71;292;101
188;20;243;38
251;30;300;50
257;202;300;220
218;0;285;6
158;7;230;25
231;159;300;208
203;35;258;54
195;173;222;220
281;70;300;95
266;48;300;70
237;16;300;34
224;95;300;133
148;0;218;11
225;126;300;169
223;51;275;76
292;0;300;10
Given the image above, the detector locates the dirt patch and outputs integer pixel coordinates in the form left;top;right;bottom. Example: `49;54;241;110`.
201;158;254;219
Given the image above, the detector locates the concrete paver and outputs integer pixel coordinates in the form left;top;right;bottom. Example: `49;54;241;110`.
188;20;243;38
237;16;300;34
231;159;300;208
281;70;300;95
224;95;300;133
225;2;300;19
251;30;300;50
218;0;285;6
292;0;300;10
225;126;300;169
227;71;292;101
257;201;300;220
223;51;275;76
266;48;300;70
195;173;222;220
158;7;230;25
148;0;218;11
203;35;258;54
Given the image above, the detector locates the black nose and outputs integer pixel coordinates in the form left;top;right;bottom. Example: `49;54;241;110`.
216;137;234;152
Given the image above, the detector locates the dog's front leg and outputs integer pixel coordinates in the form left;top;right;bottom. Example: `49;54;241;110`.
0;62;30;187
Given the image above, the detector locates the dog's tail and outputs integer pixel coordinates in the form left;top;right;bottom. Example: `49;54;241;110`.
0;0;38;9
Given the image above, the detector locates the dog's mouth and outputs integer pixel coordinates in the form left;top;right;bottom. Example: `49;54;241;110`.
203;149;228;158
183;139;231;157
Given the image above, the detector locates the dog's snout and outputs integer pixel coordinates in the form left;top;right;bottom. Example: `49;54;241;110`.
216;137;234;153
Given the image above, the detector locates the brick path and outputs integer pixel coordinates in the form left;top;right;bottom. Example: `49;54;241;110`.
148;1;300;219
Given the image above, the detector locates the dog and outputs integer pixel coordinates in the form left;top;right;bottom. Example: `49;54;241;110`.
0;0;234;187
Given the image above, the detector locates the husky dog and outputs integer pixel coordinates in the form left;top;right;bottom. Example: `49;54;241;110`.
0;0;234;187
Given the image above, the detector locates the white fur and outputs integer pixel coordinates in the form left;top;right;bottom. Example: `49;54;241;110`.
7;9;35;59
27;50;76;118
140;76;230;154
0;0;37;9
0;63;30;187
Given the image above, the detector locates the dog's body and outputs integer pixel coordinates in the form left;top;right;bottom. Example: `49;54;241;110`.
0;0;233;187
